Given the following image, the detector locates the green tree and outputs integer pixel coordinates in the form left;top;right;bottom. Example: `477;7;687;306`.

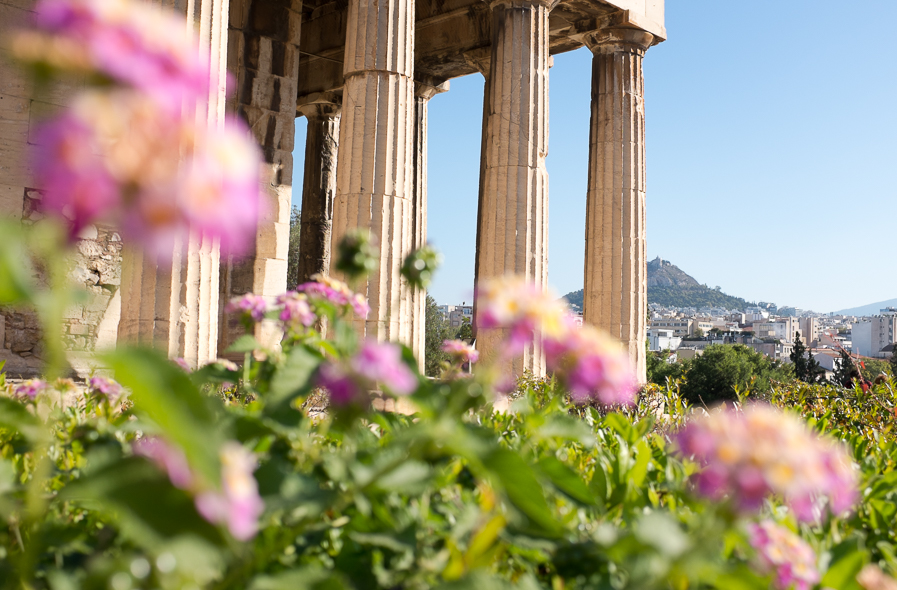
679;344;791;405
833;349;861;388
859;358;893;381
646;350;690;386
424;295;453;377
891;345;897;377
286;205;301;289
789;332;823;383
456;316;472;341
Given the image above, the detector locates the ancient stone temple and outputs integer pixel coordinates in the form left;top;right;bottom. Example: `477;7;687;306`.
0;0;664;381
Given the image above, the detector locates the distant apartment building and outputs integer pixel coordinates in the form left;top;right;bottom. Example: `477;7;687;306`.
753;317;799;344
647;328;681;352
649;318;693;338
798;317;820;345
745;307;770;322
437;304;473;329
852;314;897;357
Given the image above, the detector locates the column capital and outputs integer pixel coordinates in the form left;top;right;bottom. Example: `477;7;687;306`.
414;74;450;100
583;27;654;55
297;91;342;118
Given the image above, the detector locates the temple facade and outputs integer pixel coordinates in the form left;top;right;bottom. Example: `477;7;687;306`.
0;0;664;381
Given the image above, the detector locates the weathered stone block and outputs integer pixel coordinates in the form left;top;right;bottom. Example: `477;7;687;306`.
254;220;290;261
0;94;29;143
0;183;23;220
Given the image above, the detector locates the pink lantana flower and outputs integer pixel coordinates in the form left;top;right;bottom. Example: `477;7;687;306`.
195;442;264;542
226;294;268;323
296;274;370;319
675;405;858;521
88;375;123;404
316;340;418;405
14;379;48;400
442;339;479;365
18;0;210;109
476;276;568;354
748;521;819;590
133;436;193;489
543;322;637;406
276;291;316;330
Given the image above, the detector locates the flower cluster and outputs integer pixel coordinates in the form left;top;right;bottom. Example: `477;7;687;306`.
476;276;568;352
543;322;638;406
13;0;210;108
34;90;259;254
226;294;268;323
401;245;442;289
276;292;316;331
748;521;819;590
476;275;637;405
88;375;123;404
334;230;379;279
134;437;263;540
442;339;479;365
316;340;417;405
857;565;897;590
296;274;370;319
675;404;858;521
14;379;48;400
195;443;265;541
13;0;261;257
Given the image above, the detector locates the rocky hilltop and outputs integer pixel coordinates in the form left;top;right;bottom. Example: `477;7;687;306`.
563;258;750;311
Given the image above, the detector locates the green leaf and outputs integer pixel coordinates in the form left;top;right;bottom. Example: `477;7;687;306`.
820;546;867;590
104;347;223;485
629;439;652;489
482;448;560;534
226;334;261;354
0;397;45;442
60;456;225;549
373;460;432;493
249;568;347;590
269;346;320;405
0;221;35;304
604;413;638;445
536;457;595;505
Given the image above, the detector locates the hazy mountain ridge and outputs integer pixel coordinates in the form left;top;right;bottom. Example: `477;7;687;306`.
833;298;897;317
563;258;750;311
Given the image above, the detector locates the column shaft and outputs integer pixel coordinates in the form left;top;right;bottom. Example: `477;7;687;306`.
410;79;448;370
297;102;340;286
219;0;302;352
474;0;550;376
331;0;415;344
582;29;653;383
118;0;230;367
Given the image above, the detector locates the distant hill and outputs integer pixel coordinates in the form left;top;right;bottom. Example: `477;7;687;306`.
833;298;897;317
563;257;750;311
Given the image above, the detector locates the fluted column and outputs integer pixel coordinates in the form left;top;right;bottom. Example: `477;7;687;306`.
411;77;448;369
296;98;341;286
118;0;230;367
331;0;415;343
582;28;653;383
474;0;550;376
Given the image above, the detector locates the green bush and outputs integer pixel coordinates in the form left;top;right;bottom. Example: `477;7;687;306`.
678;344;792;405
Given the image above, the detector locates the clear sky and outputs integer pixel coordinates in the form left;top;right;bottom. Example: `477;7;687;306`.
294;0;897;314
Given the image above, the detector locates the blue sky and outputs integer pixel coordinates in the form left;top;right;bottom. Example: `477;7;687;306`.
294;0;897;314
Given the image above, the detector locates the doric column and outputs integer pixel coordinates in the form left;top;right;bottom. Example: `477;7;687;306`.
410;77;448;369
474;0;551;376
582;28;653;383
331;0;415;343
219;0;303;352
118;0;230;367
296;96;341;286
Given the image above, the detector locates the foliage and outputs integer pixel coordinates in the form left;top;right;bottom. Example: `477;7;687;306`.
645;351;690;386
424;295;455;377
891;346;897;378
286;205;301;289
859;359;893;381
678;344;792;405
791;332;825;384
834;350;862;388
456;317;472;341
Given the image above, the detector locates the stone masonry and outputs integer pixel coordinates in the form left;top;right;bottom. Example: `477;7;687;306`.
0;0;664;382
